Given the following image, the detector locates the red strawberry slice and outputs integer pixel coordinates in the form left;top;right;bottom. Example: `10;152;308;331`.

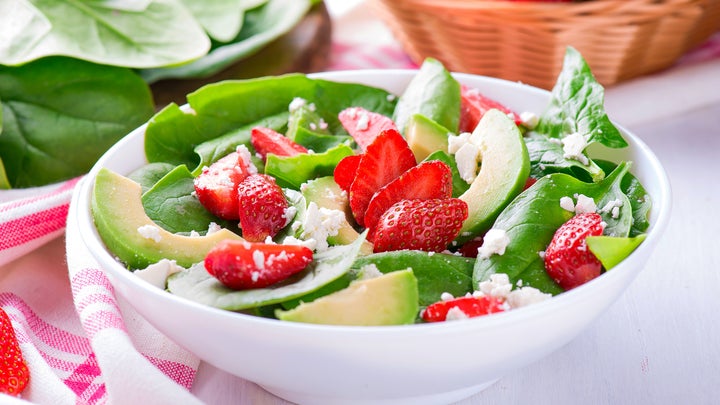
372;198;468;253
0;308;29;396
364;160;453;234
194;151;251;220
237;173;290;242
422;295;506;322
205;240;313;290
459;85;521;133
349;128;416;227
251;126;308;161
544;212;605;290
338;107;398;152
333;154;362;193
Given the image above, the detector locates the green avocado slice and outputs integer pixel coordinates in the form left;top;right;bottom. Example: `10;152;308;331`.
91;168;241;269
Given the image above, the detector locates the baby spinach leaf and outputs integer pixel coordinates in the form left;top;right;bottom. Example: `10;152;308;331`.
473;162;634;295
525;132;604;182
352;251;475;307
145;75;395;167
179;0;267;43
167;234;367;311
265;143;354;190
141;165;234;235
536;47;627;149
596;159;651;236
128;162;177;194
0;0;209;68
0;57;154;188
139;0;311;82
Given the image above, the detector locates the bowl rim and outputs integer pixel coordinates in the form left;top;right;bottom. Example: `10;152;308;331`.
74;68;673;335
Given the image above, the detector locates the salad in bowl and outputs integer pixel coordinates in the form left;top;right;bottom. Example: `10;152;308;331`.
74;47;669;404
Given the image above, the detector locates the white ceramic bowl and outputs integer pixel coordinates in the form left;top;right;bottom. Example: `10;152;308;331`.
72;70;671;405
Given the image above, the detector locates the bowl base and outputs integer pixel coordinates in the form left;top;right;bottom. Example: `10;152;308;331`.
260;379;499;405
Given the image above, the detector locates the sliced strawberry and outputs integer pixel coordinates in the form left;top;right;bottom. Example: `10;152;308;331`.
422;295;506;322
457;237;485;258
333;154;362;193
205;240;313;289
459;85;522;133
349;128;416;227
194;151;251;220
523;177;538;190
251;126;308;161
364;160;453;234
544;212;605;290
338;107;398;152
372;198;468;253
237;173;290;242
0;308;29;396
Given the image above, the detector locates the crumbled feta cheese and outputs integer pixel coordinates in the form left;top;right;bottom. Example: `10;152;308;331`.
356;110;370;131
561;132;589;165
477;229;510;259
357;264;383;280
599;198;623;219
283;206;298;227
475;273;513;298
440;292;455;301
560;196;575;212
455;142;481;183
137;225;162;242
207;222;222;234
189;230;200;238
282;235;317;250
506;286;551;308
318;119;328;130
386;94;396;102
445;307;469;321
251;271;260;282
252;250;265;270
519;111;539;129
574;194;597;214
299;202;345;252
447;132;471;154
236;145;257;174
309;123;317;130
289;97;306;112
134;259;183;289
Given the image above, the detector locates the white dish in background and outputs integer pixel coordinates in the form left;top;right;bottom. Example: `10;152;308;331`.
72;70;671;405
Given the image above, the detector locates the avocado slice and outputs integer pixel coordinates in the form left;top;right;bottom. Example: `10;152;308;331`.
405;113;452;161
301;176;373;254
275;269;419;326
91;168;242;269
456;109;530;243
586;234;647;270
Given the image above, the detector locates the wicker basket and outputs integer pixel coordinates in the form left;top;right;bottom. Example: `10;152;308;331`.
369;0;720;89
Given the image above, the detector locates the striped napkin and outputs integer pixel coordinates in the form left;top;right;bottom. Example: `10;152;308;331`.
0;33;718;403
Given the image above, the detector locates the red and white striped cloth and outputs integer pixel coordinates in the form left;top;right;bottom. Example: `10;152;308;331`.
0;34;718;403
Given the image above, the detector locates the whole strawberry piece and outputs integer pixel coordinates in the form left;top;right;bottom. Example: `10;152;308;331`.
194;151;251;220
205;240;313;289
422;296;506;322
0;308;29;396
349;128;416;227
338;107;398;152
251;126;308;161
238;173;290;242
364;160;453;233
372;198;468;253
544;212;605;290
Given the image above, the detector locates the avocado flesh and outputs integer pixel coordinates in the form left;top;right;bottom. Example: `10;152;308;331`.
301;176;373;254
405;113;451;161
276;269;419;326
91;168;242;269
457;109;530;243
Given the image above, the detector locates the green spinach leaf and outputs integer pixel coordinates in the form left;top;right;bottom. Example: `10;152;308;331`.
473;162;634;295
179;0;267;43
265;143;354;190
0;57;154;188
0;0;209;68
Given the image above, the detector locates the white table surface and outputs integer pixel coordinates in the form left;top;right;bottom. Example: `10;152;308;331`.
190;2;720;403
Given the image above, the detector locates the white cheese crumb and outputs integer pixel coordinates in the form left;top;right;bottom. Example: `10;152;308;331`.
251;271;260;282
299;202;345;252
455;142;481;183
134;259;183;289
137;225;162;243
574;194;598;214
386;94;396;102
561;132;589;165
189;230;200;238
599;198;623;219
560;196;575;212
475;273;513;298
445;307;469;321
289;97;307;112
357;264;383;280
356;110;370;131
519;111;539;129
282;235;317;251
447;132;471;154
440;292;455;301
283;206;298;227
506;287;551;308
477;229;510;259
252;250;265;270
236;145;257;174
207;222;222;235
